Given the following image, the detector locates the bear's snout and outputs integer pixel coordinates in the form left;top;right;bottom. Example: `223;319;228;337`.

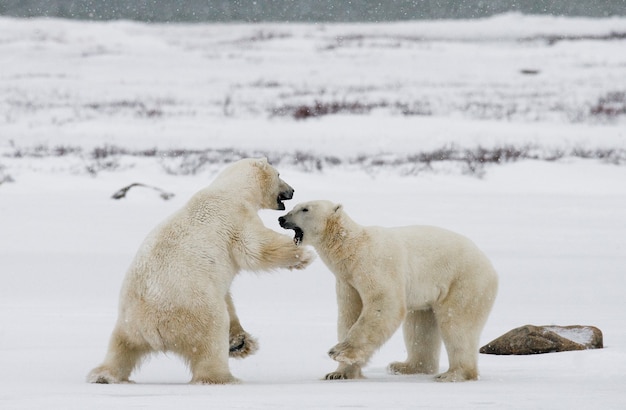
278;189;293;201
278;215;297;230
278;216;290;228
278;180;294;201
278;215;304;246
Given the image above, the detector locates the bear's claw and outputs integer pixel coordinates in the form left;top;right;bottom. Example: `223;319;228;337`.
92;376;111;384
229;339;245;352
324;372;347;380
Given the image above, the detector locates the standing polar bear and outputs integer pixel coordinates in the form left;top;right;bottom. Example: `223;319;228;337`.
88;158;313;384
279;200;498;382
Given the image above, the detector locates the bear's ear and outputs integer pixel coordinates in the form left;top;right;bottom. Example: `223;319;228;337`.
255;157;268;170
333;204;343;213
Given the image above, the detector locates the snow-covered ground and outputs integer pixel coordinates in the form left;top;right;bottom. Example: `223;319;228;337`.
1;14;626;409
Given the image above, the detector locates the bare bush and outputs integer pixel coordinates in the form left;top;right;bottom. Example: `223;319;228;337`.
590;91;626;119
85;100;164;118
235;30;292;43
0;164;14;185
158;148;254;175
273;99;436;120
3;143;625;180
525;31;626;46
5;144;82;158
272;100;381;120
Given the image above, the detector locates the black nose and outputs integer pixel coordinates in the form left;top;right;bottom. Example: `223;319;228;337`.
278;216;286;227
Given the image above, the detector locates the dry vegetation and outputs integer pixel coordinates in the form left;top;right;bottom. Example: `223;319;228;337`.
2;143;625;184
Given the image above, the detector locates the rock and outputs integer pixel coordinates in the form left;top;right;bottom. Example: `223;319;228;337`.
480;325;603;355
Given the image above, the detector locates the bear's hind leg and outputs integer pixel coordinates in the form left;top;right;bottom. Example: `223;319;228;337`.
434;274;497;382
87;327;150;384
435;309;481;382
189;348;239;385
226;292;259;359
434;336;478;383
388;309;441;375
185;306;239;384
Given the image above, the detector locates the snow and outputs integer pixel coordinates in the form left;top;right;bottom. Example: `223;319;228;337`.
545;327;596;346
1;14;626;410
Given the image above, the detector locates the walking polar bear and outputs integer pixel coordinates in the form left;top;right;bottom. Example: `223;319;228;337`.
279;200;498;382
88;158;314;384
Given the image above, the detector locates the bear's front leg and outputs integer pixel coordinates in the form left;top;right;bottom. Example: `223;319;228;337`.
323;281;365;379
329;289;405;368
187;300;239;384
237;228;315;272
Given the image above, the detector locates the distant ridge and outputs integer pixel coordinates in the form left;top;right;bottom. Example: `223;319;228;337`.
1;0;625;22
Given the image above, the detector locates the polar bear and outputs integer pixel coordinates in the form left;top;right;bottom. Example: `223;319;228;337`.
88;158;314;384
279;200;498;382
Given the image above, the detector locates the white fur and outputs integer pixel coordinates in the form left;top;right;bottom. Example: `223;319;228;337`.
280;200;498;382
88;158;314;384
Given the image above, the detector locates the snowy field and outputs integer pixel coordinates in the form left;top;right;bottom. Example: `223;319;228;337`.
1;14;626;409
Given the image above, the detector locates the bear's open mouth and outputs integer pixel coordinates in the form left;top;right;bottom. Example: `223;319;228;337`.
278;215;301;244
293;227;304;246
276;196;286;210
277;191;293;211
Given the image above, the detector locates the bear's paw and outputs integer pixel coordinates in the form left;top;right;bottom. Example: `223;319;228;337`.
87;367;132;384
229;331;259;359
191;375;241;385
435;368;478;383
288;248;315;270
324;365;363;380
388;361;418;375
328;341;367;365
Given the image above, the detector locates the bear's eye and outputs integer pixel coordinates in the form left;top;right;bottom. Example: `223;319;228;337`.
302;208;308;213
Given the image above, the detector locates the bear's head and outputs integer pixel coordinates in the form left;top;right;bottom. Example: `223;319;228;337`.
211;158;294;211
255;158;295;211
212;158;294;210
278;200;342;246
